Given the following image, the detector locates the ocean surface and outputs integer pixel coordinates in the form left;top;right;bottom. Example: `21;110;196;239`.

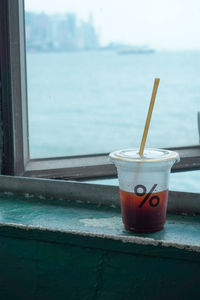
26;50;200;192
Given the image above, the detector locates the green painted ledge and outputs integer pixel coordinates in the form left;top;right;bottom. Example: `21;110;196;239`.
0;192;200;259
0;187;200;299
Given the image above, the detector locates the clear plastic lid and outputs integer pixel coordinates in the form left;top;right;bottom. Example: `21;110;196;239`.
109;148;179;163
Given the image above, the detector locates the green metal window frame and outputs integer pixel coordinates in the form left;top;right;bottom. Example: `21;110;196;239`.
1;0;200;181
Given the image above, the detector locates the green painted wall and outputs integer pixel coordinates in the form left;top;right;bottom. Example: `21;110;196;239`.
0;192;198;299
0;234;199;300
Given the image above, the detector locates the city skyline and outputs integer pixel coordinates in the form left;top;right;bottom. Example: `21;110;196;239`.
25;12;99;52
24;0;200;50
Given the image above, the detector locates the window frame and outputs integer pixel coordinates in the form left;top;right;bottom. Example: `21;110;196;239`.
1;0;200;180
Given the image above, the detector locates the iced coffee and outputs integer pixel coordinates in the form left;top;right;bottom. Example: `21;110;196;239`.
109;148;179;233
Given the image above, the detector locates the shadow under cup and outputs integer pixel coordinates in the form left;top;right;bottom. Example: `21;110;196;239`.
109;148;179;233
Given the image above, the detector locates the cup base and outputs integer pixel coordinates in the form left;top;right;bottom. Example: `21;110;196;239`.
124;223;164;233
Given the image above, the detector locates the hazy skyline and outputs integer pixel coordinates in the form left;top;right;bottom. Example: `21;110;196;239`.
25;0;200;50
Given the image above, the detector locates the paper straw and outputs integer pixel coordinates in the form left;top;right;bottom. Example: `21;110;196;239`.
139;78;160;157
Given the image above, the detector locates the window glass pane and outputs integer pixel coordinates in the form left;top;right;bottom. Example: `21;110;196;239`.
83;171;200;194
25;0;200;158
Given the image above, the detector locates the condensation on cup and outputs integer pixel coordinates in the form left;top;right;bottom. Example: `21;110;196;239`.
109;148;180;233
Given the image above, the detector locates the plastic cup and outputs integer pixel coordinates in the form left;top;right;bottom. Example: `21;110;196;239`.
109;148;179;233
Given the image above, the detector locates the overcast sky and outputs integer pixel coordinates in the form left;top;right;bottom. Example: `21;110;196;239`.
25;0;200;50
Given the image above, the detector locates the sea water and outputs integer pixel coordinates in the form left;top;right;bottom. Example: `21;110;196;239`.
26;50;200;192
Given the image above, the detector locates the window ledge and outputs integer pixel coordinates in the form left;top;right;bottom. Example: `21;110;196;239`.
0;177;200;263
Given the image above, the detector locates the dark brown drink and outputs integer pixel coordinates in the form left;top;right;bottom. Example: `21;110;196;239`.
120;189;168;233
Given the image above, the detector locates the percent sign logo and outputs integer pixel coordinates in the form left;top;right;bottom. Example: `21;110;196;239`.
134;184;160;208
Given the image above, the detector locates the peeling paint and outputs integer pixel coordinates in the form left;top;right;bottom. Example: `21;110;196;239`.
80;217;121;229
0;221;200;253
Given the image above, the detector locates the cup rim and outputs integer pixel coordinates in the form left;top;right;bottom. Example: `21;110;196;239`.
109;148;180;163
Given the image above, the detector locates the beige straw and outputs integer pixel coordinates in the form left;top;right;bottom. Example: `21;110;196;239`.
139;78;160;157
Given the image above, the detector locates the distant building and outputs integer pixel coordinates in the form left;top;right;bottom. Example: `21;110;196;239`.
25;12;99;52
